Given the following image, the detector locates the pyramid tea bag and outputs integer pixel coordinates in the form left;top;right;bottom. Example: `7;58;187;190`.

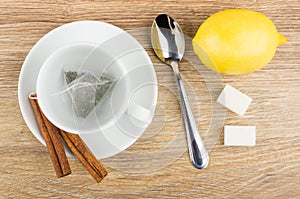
64;70;114;118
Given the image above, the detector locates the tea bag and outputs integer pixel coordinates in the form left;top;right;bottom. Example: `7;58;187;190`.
64;71;114;118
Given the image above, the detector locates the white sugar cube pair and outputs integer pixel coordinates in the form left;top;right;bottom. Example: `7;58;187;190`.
217;84;255;146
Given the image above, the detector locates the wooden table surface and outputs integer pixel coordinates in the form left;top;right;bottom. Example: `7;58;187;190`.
1;0;299;198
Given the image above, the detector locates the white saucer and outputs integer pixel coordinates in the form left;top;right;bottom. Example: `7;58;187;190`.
18;21;158;159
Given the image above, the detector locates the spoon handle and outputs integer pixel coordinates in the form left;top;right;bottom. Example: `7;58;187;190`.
171;62;209;169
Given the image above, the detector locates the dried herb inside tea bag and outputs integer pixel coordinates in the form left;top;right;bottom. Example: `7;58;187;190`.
64;71;114;118
95;75;112;104
64;71;78;84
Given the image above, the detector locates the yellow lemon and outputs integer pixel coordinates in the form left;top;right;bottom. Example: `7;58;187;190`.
193;9;287;75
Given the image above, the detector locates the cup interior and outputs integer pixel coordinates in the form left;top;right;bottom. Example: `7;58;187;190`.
36;42;130;134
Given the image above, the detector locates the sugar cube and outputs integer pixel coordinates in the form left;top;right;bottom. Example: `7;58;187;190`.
224;126;256;146
217;84;252;116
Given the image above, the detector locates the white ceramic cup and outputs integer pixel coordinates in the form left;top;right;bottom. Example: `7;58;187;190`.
36;42;153;134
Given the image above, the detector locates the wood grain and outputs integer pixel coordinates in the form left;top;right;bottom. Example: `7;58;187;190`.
0;0;299;198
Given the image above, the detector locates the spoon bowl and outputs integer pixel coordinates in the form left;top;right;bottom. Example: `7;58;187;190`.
151;14;185;64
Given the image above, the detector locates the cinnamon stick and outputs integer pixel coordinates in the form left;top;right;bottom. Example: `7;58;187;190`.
29;93;71;177
59;130;107;182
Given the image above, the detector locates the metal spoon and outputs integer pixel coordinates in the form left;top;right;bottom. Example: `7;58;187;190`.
151;14;209;169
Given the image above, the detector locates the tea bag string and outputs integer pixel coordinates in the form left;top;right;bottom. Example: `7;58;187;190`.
50;81;111;97
84;47;144;78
